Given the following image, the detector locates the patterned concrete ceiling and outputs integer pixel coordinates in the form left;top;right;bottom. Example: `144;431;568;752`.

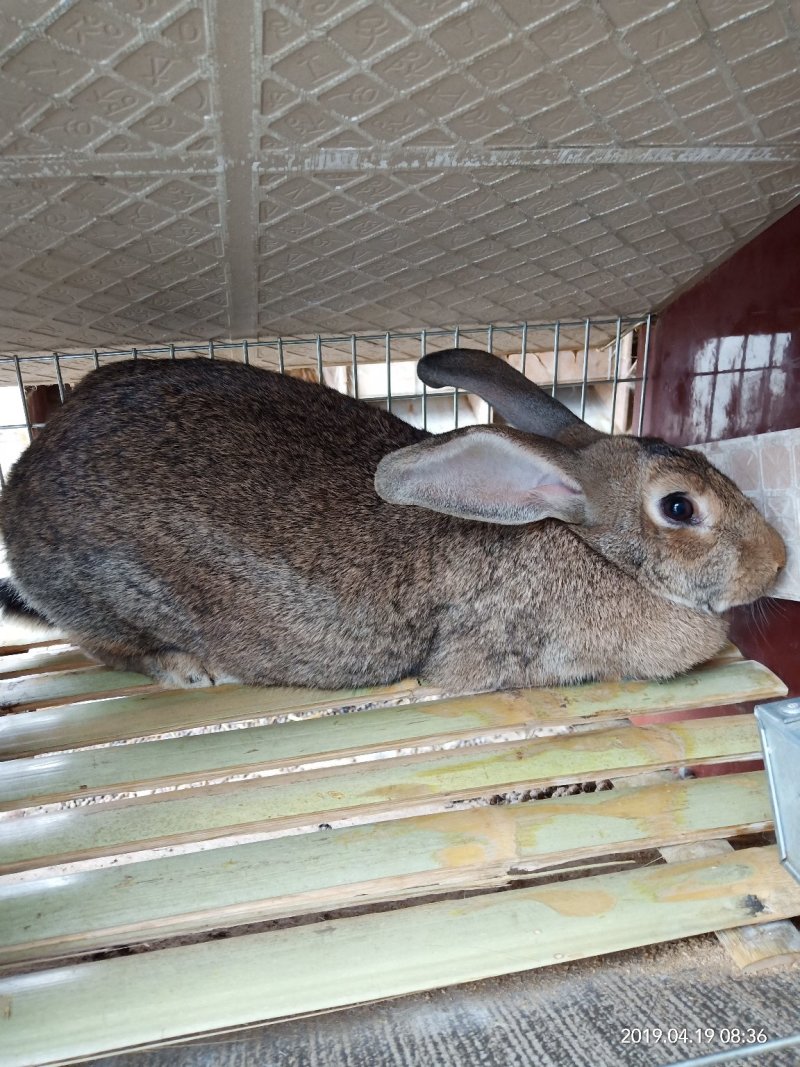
0;0;799;356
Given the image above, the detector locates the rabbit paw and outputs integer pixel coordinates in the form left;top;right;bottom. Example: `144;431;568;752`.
146;651;216;689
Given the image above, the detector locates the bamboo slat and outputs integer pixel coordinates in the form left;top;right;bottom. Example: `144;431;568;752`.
0;622;63;656
660;839;800;972
0;647;91;680
0;637;750;700
0;667;155;712
0;679;449;760
1;845;798;1067
0;658;783;777
707;642;746;663
0;715;762;874
0;622;793;1067
0;659;784;810
0;771;773;968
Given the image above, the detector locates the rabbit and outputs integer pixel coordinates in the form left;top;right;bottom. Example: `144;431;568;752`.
0;348;785;693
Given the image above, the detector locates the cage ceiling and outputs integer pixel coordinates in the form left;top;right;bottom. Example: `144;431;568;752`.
0;0;799;360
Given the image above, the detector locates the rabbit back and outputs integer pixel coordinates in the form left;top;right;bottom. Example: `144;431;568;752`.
0;359;443;687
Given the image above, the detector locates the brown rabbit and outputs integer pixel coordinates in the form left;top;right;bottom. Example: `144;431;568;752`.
0;349;785;692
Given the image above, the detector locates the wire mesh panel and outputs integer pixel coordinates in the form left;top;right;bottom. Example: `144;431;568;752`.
0;315;652;485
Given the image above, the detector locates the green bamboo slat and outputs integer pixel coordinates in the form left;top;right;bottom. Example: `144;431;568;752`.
0;659;784;810
0;678;450;761
0;638;756;714
0;666;156;712
0;771;773;968
659;840;800;973
0;657;783;772
0;647;92;680
708;642;746;663
0;657;449;717
2;845;798;1067
0;714;762;874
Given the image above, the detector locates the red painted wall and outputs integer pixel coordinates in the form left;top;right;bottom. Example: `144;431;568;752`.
643;203;800;447
643;202;800;701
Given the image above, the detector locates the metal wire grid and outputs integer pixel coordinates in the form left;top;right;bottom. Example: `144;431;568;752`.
0;314;652;486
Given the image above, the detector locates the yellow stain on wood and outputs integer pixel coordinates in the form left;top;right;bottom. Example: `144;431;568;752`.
656;862;764;904
511;773;770;857
437;842;490;869
426;807;520;869
531;885;618;918
363;782;428;801
417;692;523;722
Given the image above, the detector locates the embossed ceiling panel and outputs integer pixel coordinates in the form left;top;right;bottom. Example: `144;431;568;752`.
0;0;798;355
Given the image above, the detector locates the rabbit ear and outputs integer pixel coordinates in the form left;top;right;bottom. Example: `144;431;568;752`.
375;426;587;525
417;348;603;447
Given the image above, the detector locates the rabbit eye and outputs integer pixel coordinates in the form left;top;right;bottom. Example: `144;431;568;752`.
660;493;695;524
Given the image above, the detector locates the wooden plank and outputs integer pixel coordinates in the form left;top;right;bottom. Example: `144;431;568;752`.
1;845;798;1067
0;771;773;968
0;647;92;680
718;920;800;973
0;658;783;766
0;714;762;874
0;660;783;810
660;839;800;973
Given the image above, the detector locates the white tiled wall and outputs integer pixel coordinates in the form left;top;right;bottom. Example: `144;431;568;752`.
694;428;800;601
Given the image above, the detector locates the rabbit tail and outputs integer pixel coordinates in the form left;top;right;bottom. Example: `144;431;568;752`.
0;578;50;626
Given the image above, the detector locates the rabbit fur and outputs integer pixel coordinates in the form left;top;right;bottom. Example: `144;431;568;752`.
0;350;785;692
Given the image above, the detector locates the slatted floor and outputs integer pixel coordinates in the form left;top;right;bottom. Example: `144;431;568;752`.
0;623;799;1066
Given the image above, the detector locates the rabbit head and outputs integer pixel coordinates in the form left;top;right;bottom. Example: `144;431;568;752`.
375;348;785;617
